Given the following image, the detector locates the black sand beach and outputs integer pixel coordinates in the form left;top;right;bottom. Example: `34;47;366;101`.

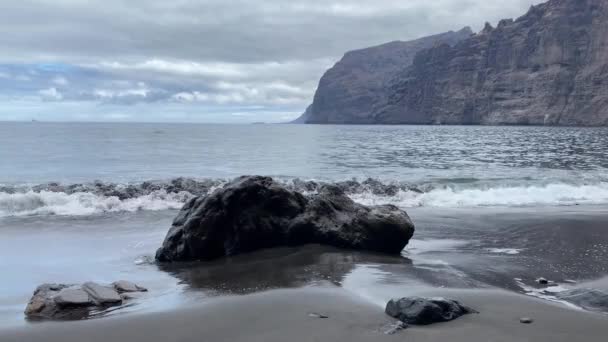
2;205;608;340
3;287;608;342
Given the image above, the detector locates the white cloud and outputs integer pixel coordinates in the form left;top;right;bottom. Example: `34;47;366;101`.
38;87;63;100
93;88;149;99
52;76;69;85
98;59;245;78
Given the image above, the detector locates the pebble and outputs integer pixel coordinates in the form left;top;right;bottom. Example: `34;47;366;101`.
520;317;534;324
308;312;329;319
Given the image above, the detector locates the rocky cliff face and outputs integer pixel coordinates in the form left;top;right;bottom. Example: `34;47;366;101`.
298;28;473;124
302;0;608;126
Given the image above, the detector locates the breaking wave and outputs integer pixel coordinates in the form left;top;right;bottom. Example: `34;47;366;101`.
1;177;607;217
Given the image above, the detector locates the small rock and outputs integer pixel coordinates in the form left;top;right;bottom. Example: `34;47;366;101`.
308;312;329;319
82;282;122;305
54;288;92;307
520;317;534;324
385;297;477;325
113;280;147;293
25;281;146;321
537;277;549;285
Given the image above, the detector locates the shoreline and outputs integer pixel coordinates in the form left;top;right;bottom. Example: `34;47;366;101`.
2;286;607;342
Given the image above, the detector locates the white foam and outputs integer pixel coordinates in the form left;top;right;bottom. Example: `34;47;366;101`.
486;248;523;255
0;190;192;217
349;182;608;208
514;278;582;310
404;239;470;255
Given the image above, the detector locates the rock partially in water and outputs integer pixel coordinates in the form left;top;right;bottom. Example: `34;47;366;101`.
537;277;549;285
555;288;608;313
24;281;147;321
156;176;415;262
385;297;477;325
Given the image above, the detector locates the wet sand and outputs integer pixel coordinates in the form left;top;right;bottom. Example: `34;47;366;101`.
2;286;607;342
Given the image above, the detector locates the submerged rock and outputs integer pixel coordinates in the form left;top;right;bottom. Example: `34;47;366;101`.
24;281;147;320
555;288;608;313
155;176;415;262
385;297;477;325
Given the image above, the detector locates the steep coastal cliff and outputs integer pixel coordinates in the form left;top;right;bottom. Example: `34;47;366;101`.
300;0;608;126
298;28;473;124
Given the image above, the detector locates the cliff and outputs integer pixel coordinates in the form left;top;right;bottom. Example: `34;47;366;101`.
297;28;474;124
301;0;608;126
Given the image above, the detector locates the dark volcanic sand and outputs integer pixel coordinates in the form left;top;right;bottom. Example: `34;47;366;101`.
1;206;607;338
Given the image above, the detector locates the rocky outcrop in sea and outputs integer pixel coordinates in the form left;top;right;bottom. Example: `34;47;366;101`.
155;176;415;262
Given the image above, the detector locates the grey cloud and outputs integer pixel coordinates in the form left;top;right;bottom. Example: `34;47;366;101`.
0;0;542;63
0;0;543;122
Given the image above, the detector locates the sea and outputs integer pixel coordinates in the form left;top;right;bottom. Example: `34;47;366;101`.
1;122;607;327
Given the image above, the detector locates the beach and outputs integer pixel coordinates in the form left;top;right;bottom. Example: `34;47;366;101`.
1;123;608;339
2;286;608;342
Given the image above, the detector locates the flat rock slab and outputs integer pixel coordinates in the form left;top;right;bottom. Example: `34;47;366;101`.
54;288;92;307
385;297;477;325
25;281;147;321
83;282;122;305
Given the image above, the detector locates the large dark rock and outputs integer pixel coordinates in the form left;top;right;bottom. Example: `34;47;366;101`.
555;288;608;313
155;176;415;262
301;0;608;126
24;281;147;321
385;297;477;325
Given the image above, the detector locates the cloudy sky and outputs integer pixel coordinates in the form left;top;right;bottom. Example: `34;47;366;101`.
0;0;542;123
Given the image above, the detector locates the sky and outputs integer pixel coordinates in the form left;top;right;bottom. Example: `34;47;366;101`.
0;0;542;123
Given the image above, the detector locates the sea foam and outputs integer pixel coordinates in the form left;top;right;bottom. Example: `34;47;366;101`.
0;190;191;217
1;178;607;217
349;182;608;208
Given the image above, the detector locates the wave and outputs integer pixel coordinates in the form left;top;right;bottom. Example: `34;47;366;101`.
349;182;608;208
1;177;607;217
0;190;193;217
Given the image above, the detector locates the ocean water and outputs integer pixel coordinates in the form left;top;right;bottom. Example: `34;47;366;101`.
1;122;608;326
1;122;608;216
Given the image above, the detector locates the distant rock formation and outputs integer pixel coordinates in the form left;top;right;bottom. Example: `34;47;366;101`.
295;27;473;124
300;0;608;126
